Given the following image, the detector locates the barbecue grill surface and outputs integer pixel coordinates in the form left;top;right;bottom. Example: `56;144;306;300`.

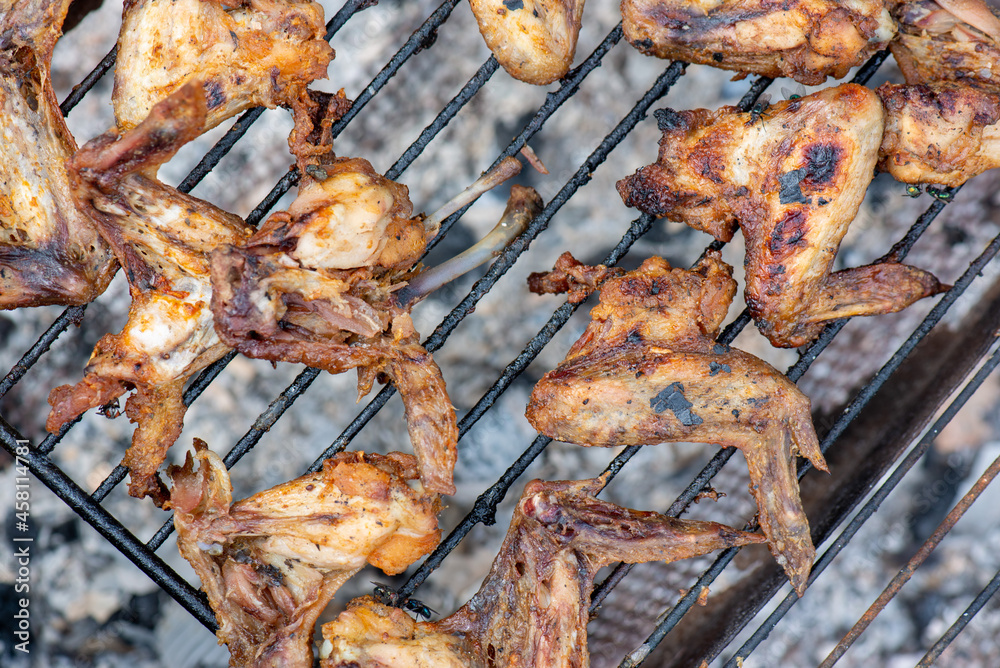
3;0;1000;666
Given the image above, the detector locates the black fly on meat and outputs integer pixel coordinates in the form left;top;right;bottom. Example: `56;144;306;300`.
746;93;772;127
371;581;437;620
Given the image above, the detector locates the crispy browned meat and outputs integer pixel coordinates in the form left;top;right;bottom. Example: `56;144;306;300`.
617;84;946;348
46;84;252;503
527;251;625;304
211;106;541;495
525;252;825;594
470;0;585;85
169;441;441;668
621;0;896;85
319;476;764;667
113;0;334;132
0;0;117;308
891;0;1000;93
878;82;1000;187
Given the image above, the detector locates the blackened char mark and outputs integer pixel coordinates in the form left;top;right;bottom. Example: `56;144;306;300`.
769;209;807;255
800;143;841;189
203;80;227;111
778;168;808;205
650;382;703;426
778;143;843;205
708;361;731;376
654;107;685;132
617;167;697;216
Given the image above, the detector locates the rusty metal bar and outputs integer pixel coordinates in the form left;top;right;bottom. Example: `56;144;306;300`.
820;449;1000;666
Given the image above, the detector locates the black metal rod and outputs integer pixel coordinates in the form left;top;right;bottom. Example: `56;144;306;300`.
617;230;1000;666
917;566;1000;666
310;61;687;467
725;344;1000;667
0;420;216;631
0;305;86;399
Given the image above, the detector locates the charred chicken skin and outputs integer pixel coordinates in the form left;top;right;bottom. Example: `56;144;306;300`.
470;0;585;85
211;102;541;496
617;84;946;348
891;0;1000;93
525;252;825;595
0;0;117;308
113;0;333;132
319;476;764;667
878;82;1000;186
46;84;252;503
621;0;896;85
169;442;441;668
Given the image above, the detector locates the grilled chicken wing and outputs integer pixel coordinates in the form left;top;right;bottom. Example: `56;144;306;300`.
0;0;117;308
169;441;441;668
46;84;252;503
210;103;541;495
621;0;896;85
113;0;333;132
891;0;1000;93
319;476;764;667
525;252;825;594
470;0;585;85
878;82;1000;186
617;84;946;348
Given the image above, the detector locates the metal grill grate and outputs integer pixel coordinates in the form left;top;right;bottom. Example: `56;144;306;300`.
3;1;1000;665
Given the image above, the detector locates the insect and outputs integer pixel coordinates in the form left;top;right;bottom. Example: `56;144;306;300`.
926;186;954;202
97;398;123;419
371;582;437;620
746;93;772;127
781;84;807;101
904;184;923;198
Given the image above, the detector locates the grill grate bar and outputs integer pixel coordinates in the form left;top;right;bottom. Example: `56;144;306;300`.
826;447;1000;666
0;418;216;630
620;229;1000;665
918;565;1000;666
5;2;998;663
60;46;116;115
0;304;85;399
386;56;499;181
394;210;657;601
729;345;1000;668
308;61;687;471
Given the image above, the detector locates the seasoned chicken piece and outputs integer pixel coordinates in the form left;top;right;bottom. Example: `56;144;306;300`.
617;84;946;348
113;0;334;132
319;477;764;667
169;441;441;668
878;82;1000;187
211;102;541;495
0;0;117;308
470;0;585;85
621;0;896;85
46;84;252;503
525;252;825;594
891;0;1000;93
